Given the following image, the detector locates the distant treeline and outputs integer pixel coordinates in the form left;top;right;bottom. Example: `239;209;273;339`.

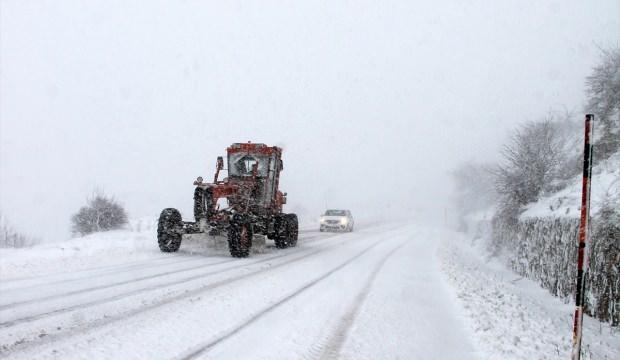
0;213;38;248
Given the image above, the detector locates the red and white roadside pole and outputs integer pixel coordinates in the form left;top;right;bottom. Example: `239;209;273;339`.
571;114;594;360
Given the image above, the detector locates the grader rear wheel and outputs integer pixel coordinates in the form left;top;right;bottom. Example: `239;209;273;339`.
274;214;298;248
286;214;299;247
274;215;288;249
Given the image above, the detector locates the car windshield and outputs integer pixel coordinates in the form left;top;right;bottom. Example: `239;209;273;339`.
325;210;346;216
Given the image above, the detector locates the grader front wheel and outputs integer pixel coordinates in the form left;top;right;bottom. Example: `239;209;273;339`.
157;208;183;252
274;214;298;248
228;217;252;258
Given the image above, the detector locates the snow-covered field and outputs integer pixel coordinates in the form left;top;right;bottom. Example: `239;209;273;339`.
0;222;617;359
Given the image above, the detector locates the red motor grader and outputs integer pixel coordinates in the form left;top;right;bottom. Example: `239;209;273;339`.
157;142;298;257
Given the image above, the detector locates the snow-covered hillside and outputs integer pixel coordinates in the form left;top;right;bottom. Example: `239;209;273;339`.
522;151;620;219
455;139;620;356
0;219;159;279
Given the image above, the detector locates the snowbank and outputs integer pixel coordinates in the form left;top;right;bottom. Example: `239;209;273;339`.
486;151;620;325
0;225;159;280
439;230;620;360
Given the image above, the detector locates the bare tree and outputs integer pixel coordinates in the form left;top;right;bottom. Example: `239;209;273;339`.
71;191;128;236
0;212;37;248
586;47;620;158
493;118;574;221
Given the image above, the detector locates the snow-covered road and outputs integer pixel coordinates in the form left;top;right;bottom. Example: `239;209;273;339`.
0;223;477;359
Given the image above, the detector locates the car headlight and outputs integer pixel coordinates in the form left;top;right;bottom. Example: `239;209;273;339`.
320;218;325;223
340;218;348;224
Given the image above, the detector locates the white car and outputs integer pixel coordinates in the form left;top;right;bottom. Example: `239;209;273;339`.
319;209;354;232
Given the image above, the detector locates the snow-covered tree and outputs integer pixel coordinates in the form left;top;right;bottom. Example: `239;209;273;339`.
586;47;620;159
71;191;128;236
489;116;580;254
493;118;577;221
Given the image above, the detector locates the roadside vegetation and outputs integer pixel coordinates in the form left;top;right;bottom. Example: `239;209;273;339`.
453;47;620;326
0;212;38;248
71;191;128;236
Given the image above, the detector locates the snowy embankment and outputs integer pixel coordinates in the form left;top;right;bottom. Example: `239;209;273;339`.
509;151;619;325
439;229;620;360
0;219;160;279
461;151;620;328
522;151;620;219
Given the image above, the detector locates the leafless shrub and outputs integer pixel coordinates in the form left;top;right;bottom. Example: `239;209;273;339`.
0;212;38;248
71;191;128;236
494;118;575;219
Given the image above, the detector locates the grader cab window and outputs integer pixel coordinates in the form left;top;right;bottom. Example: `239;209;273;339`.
229;154;269;177
235;156;258;176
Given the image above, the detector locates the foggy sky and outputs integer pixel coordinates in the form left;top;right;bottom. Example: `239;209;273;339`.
1;0;619;242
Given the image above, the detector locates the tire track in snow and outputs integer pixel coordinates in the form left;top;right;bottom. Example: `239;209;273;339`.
176;239;405;360
0;232;340;320
0;236;357;354
0;255;219;291
0;252;190;286
0;258;235;311
0;238;334;328
315;242;406;360
1;231;332;291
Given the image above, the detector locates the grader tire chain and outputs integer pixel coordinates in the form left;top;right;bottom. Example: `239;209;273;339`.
287;214;299;247
194;187;206;221
274;215;289;249
228;218;252;258
157;208;183;252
